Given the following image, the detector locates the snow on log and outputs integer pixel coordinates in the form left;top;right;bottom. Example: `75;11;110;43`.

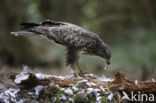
0;66;155;103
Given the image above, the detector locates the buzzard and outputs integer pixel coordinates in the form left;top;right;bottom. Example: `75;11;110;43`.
11;20;111;76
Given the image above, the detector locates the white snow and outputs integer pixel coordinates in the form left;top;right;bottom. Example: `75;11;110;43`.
64;74;75;79
92;89;101;96
152;78;155;82
87;88;101;96
77;79;96;87
35;73;64;80
77;79;88;84
60;94;67;100
105;92;114;101
108;92;113;101
34;85;44;97
87;88;94;94
77;89;85;94
96;96;102;103
72;86;78;91
99;75;113;82
64;88;73;95
0;88;21;103
86;82;96;86
135;80;138;85
69;97;74;103
61;88;65;91
28;92;34;96
84;73;94;77
11;32;19;36
14;74;29;84
14;66;29;84
87;88;102;103
52;97;56;103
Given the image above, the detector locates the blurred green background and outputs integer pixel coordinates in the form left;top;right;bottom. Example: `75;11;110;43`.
0;0;156;80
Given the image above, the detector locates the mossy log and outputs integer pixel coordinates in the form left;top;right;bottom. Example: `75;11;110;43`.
7;70;156;103
10;72;156;93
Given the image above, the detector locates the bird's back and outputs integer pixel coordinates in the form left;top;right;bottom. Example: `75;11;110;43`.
18;20;102;49
46;21;101;48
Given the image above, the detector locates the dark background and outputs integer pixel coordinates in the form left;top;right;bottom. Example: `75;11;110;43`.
0;0;156;81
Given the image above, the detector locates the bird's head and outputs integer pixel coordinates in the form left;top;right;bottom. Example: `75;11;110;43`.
96;42;111;65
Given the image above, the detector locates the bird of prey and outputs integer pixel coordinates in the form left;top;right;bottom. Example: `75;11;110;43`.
11;20;111;77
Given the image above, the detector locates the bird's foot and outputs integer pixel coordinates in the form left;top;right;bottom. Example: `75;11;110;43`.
73;69;87;77
76;64;87;77
73;68;79;77
79;71;88;77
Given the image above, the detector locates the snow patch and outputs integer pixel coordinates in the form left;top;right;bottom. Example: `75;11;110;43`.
87;88;94;94
135;80;138;85
77;79;88;84
87;88;102;103
14;66;29;84
99;75;113;82
84;73;94;77
61;88;65;91
152;78;155;82
72;86;78;91
65;88;73;95
86;82;96;86
77;89;85;94
34;85;44;97
87;88;101;96
96;96;102;103
69;97;74;103
60;94;67;100
35;73;64;80
52;97;56;103
105;92;114;101
0;88;22;103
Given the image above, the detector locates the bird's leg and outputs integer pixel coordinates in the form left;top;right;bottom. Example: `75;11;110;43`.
76;62;88;77
76;62;83;73
73;66;79;77
65;49;81;77
71;65;79;77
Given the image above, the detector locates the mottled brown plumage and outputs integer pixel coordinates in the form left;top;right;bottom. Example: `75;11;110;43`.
11;20;111;76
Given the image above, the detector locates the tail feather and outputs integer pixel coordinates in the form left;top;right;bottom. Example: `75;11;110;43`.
19;23;48;35
20;23;39;31
11;23;46;36
11;21;62;37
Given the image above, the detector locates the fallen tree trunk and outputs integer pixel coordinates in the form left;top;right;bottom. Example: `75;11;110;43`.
0;67;155;103
9;71;156;93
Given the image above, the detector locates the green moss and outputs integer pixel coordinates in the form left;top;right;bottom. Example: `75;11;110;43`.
38;84;119;103
73;93;96;103
76;82;88;89
101;93;119;103
101;95;111;103
87;93;96;103
50;85;62;98
39;85;63;103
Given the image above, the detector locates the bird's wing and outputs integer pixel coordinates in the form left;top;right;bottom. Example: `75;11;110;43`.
46;22;100;48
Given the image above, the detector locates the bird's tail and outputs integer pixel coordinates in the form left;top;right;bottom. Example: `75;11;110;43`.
11;20;64;36
20;23;39;31
11;23;47;36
